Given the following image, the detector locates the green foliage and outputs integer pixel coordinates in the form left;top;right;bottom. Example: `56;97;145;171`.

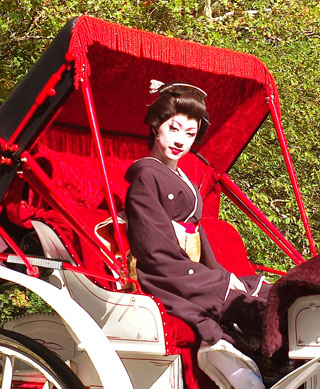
0;283;52;325
0;0;319;311
212;1;320;270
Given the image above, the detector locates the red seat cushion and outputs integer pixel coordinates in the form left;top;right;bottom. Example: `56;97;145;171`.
202;217;256;276
166;314;217;389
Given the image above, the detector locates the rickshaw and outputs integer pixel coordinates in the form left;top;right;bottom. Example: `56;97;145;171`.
0;15;319;389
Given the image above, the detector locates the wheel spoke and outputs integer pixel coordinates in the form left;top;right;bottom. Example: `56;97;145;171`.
1;355;14;389
42;380;52;389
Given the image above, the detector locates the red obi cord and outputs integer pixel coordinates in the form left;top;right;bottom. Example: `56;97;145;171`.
176;221;200;233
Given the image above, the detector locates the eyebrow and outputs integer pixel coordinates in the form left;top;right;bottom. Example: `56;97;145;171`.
171;119;198;131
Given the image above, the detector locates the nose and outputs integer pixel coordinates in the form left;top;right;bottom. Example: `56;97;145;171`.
174;140;183;148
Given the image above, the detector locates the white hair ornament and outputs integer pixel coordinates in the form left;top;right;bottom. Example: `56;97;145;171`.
149;80;207;99
149;80;165;94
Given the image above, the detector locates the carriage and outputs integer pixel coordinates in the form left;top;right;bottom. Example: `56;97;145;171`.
0;15;319;388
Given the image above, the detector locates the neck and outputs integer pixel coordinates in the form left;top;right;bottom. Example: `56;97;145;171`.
150;151;178;170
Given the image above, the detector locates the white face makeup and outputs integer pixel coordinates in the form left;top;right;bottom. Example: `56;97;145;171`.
151;114;198;170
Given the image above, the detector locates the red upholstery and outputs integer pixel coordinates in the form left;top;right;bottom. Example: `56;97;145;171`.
202;217;257;276
166;314;217;388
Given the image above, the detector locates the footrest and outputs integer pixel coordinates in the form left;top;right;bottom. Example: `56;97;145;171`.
7;255;64;269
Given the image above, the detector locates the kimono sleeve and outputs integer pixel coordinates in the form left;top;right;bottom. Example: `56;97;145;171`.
125;169;191;273
125;169;226;343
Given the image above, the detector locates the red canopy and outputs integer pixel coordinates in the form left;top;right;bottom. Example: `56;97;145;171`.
51;15;280;175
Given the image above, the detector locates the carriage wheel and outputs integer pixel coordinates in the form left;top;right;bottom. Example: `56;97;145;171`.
0;328;84;389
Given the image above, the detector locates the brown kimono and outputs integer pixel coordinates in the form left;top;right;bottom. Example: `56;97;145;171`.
125;158;268;344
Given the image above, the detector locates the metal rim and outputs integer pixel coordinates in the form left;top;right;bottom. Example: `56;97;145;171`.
0;337;72;388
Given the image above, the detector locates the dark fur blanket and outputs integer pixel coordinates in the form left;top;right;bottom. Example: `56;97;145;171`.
262;255;320;358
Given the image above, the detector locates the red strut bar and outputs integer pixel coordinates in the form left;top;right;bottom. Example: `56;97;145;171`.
267;90;317;257
80;76;128;271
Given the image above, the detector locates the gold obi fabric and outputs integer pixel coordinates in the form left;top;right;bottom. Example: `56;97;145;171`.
172;220;201;263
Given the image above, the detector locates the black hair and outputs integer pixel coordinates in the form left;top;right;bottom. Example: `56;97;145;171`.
145;92;209;148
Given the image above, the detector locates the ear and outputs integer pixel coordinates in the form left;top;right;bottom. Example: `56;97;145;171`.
152;127;159;138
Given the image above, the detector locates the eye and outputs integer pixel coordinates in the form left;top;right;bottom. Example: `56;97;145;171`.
187;132;196;138
169;125;179;132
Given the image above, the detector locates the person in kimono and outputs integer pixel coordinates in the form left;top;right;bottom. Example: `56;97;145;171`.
125;81;286;387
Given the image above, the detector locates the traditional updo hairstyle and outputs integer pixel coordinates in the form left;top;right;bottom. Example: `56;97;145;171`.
145;81;210;149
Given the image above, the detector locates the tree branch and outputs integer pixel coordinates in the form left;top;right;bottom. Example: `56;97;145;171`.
211;8;271;22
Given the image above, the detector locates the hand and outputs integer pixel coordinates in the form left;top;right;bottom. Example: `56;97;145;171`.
225;273;247;300
229;273;247;293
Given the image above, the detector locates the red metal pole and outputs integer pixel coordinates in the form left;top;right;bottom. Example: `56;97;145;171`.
253;264;287;276
267;92;317;257
20;151;124;275
0;225;38;276
223;186;303;265
220;173;305;265
80;77;128;270
63;263;142;293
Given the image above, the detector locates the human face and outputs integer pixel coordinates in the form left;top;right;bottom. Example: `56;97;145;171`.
151;114;198;169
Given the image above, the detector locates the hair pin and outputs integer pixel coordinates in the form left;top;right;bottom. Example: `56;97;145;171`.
149;80;207;99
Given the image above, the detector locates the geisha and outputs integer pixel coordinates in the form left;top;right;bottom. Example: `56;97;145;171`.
125;81;285;388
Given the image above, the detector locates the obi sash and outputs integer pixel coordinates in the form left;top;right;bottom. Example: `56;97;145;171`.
172;220;201;263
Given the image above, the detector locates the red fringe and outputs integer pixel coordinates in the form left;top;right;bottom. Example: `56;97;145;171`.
68;15;280;117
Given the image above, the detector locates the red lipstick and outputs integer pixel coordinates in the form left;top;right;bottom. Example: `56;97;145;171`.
170;147;182;155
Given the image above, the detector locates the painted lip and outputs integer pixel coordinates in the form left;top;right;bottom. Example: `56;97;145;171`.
170;147;183;155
